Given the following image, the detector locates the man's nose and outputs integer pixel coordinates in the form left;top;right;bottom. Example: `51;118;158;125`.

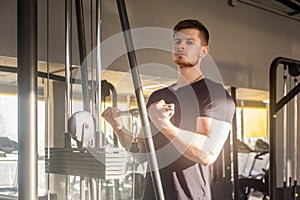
178;41;185;49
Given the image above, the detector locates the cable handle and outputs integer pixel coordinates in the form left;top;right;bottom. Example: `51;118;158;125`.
130;114;139;153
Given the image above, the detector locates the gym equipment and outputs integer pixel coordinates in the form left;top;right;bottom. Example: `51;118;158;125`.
123;109;146;200
237;140;270;200
116;0;165;199
0;137;17;154
68;111;96;148
45;0;130;198
46;78;128;199
45;147;127;180
269;57;300;200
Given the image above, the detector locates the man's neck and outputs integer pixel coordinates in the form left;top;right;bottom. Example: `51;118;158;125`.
173;66;204;90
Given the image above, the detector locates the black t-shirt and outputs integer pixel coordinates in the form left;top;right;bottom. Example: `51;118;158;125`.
142;78;235;200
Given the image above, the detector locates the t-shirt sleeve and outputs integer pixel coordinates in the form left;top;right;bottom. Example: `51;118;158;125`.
146;90;162;108
200;84;235;123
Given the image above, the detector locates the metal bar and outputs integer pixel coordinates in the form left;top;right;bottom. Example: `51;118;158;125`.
0;65;66;82
65;176;70;200
88;1;98;199
92;2;103;200
275;84;300;113
293;80;298;182
74;2;91;199
269;57;279;200
105;81;118;146
0;65;19;73
89;178;98;200
230;87;239;200
240;100;244;141
115;0;165;199
223;130;231;182
65;0;72;136
102;80;119;199
45;0;51;196
17;0;38;199
95;0;102;148
90;0;95;118
39;72;65;82
75;0;91;112
80;178;86;200
283;66;288;186
65;0;72;198
0;65;102;85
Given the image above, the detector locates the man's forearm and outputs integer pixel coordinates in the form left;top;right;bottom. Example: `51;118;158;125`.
160;119;231;166
113;127;146;153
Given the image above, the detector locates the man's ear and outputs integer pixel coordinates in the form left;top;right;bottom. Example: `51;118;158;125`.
200;45;209;57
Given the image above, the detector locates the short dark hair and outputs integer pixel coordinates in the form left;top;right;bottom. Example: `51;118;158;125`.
173;19;209;46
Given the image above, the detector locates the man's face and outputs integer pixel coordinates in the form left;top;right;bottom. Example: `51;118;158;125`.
172;28;207;67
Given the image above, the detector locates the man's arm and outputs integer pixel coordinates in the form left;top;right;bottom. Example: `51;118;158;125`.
159;117;231;166
101;107;146;153
148;100;232;166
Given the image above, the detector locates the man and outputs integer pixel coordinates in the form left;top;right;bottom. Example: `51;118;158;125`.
102;19;235;200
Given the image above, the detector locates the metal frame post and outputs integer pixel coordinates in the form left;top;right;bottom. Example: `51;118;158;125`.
95;0;102;148
65;0;72;198
231;87;239;200
115;0;165;199
17;0;38;199
75;0;91;112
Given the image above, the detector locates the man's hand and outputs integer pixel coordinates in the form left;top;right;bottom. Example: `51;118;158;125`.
147;99;175;132
101;107;123;131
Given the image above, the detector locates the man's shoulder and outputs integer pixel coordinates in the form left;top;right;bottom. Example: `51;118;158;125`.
203;78;224;89
193;78;227;96
203;78;235;105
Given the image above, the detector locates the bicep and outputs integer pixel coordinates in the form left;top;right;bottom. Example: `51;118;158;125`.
196;116;211;136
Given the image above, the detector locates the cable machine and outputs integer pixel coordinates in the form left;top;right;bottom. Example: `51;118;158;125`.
269;57;300;200
45;0;165;199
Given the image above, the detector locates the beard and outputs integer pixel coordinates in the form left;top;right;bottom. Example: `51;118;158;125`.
173;55;198;68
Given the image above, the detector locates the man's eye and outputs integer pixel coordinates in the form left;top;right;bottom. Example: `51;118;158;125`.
186;41;194;45
174;40;181;45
